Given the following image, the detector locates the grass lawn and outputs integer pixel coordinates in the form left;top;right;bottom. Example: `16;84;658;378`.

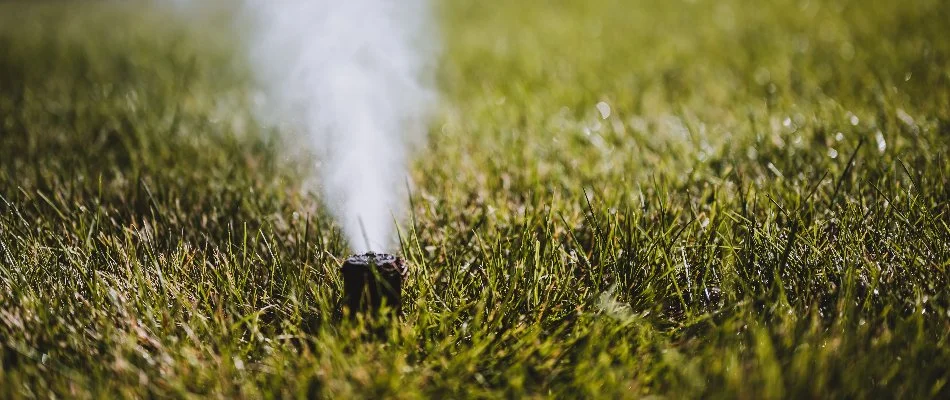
1;0;949;397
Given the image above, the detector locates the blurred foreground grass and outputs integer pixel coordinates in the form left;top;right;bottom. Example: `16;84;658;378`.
1;0;949;398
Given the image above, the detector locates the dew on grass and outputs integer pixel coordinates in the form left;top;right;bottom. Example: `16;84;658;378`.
596;101;611;119
590;120;602;132
828;148;838;159
747;146;758;160
849;113;859;126
767;162;784;178
588;133;607;151
875;131;886;153
896;108;916;128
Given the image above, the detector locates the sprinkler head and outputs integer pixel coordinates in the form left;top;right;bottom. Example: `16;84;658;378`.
340;252;408;318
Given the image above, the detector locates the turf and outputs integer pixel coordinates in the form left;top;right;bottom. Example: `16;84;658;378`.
1;0;949;398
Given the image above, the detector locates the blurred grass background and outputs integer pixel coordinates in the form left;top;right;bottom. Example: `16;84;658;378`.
1;0;948;397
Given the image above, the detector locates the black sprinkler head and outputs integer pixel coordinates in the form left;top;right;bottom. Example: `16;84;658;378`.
340;252;408;318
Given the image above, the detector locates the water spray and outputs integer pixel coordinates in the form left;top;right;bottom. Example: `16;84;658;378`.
240;1;432;318
241;0;436;256
169;0;432;319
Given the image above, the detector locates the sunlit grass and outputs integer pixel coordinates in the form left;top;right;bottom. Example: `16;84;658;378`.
1;0;948;397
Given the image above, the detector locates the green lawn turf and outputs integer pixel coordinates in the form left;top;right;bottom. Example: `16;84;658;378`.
1;0;948;397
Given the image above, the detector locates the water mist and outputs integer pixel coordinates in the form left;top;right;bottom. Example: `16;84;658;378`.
241;0;437;252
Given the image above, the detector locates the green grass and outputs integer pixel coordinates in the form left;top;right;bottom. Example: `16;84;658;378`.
1;0;949;397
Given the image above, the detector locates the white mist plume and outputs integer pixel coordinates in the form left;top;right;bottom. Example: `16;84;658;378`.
237;1;437;252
